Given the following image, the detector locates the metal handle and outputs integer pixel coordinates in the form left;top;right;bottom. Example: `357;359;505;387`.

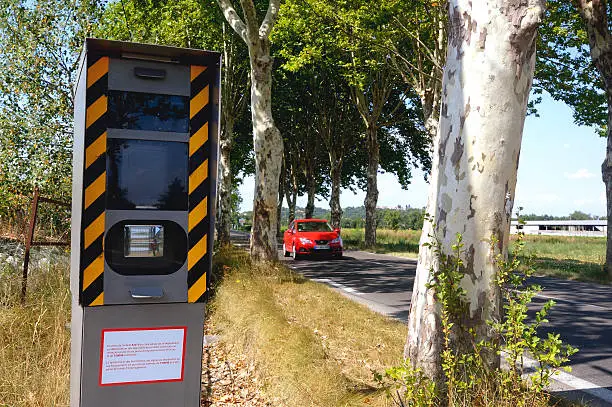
130;287;164;299
134;67;166;79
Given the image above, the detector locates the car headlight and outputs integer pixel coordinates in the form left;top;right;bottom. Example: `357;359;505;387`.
331;237;342;245
299;237;313;245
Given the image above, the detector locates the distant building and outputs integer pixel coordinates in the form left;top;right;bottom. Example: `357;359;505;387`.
510;220;607;237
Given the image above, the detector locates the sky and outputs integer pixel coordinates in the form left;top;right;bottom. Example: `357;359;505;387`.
238;93;607;217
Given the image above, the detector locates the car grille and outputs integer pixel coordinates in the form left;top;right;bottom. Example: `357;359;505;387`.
315;240;328;245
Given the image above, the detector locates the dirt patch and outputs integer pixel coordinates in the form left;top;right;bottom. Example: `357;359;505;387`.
201;322;281;407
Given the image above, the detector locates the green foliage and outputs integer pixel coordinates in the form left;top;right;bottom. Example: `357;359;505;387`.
274;205;425;230
95;0;221;49
378;231;577;406
492;232;577;393
273;0;432;199
374;361;437;407
534;0;606;132
0;0;102;228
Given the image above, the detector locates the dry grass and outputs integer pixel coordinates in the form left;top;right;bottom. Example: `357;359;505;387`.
210;246;588;407
209;247;405;407
0;245;71;407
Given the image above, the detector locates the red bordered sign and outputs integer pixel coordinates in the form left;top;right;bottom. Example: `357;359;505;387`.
99;326;187;386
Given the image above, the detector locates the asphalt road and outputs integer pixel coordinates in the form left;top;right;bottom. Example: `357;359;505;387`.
282;250;612;406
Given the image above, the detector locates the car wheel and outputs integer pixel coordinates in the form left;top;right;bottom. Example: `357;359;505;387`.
283;243;290;257
292;245;300;260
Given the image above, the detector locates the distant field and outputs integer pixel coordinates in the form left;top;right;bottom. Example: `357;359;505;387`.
342;228;422;258
342;228;610;284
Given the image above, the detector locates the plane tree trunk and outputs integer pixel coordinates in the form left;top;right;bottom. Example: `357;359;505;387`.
216;23;248;246
277;159;285;238
285;152;298;223
304;156;316;218
350;71;393;249
329;149;343;229
217;0;283;261
574;0;612;279
364;123;379;247
405;0;544;381
217;120;234;245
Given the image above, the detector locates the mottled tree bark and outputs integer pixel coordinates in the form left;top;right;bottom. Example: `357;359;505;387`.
329;149;343;229
364;124;379;247
218;0;283;261
420;90;441;140
285;160;297;223
286;188;296;223
351;72;391;249
574;0;612;279
405;0;544;381
305;168;316;219
217;119;233;245
216;23;247;246
277;160;285;238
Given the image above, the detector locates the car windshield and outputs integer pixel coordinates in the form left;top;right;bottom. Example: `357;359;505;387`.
297;221;332;232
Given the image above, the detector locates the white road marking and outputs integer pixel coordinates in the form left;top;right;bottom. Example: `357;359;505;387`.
311;278;364;295
520;353;612;404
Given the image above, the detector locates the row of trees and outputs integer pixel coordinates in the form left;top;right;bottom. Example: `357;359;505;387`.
93;0;435;256
253;205;427;230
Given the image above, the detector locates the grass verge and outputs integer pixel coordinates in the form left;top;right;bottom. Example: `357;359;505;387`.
518;234;609;284
210;246;585;407
0;249;71;407
209;246;406;406
341;229;610;284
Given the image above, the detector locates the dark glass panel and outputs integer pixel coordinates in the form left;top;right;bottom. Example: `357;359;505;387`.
107;138;188;210
107;90;189;133
105;220;187;275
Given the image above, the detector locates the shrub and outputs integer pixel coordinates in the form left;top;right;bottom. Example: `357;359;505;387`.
378;231;577;406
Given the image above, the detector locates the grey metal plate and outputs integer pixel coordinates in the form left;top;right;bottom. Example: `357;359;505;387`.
79;303;205;407
108;58;190;96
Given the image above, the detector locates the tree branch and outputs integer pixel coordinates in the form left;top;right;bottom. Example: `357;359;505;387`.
216;0;248;43
260;0;280;38
238;0;260;42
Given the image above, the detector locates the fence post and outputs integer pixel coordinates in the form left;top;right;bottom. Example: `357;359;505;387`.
21;187;40;304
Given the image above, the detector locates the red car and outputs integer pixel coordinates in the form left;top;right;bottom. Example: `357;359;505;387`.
283;219;343;259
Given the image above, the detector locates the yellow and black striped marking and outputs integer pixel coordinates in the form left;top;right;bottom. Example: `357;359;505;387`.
187;65;210;303
80;54;108;307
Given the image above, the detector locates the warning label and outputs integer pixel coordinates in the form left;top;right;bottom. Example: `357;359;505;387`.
99;327;187;386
